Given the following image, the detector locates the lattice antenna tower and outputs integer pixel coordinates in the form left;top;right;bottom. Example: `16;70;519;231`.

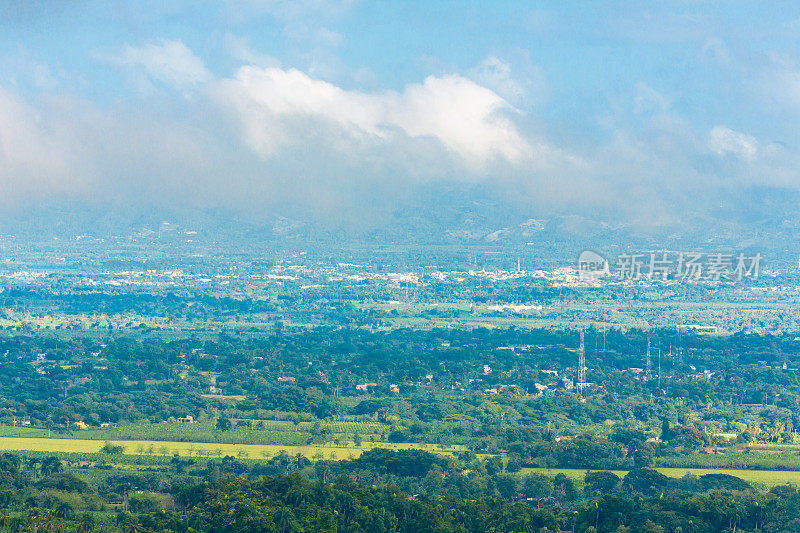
658;339;662;388
578;330;586;389
646;336;652;379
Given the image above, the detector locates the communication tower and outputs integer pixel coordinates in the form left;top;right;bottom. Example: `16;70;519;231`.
577;330;587;392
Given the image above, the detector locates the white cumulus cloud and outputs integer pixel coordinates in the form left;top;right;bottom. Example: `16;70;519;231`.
214;66;533;167
708;125;759;162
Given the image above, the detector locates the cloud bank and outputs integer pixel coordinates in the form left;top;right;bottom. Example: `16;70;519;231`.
1;34;799;233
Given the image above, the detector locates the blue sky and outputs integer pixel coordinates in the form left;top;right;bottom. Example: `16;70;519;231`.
2;1;800;226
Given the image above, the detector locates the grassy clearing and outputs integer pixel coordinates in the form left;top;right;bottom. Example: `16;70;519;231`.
0;425;50;438
749;442;800;450
200;394;247;401
657;450;800;470
519;467;800;488
658;468;800;487
68;420;392;446
0;436;463;460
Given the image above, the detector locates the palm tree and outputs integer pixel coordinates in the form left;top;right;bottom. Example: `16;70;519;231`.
76;513;94;533
26;457;41;481
123;516;140;533
2;454;20;471
40;456;63;477
274;507;296;533
54;501;74;520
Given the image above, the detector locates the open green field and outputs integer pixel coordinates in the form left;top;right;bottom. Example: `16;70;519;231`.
0;436;464;460
0;420;397;447
520;467;800;488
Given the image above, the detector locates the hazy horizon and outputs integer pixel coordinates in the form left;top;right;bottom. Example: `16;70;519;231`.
3;2;800;243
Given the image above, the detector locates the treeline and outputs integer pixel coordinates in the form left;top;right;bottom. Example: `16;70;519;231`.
111;470;800;533
0;289;277;317
3;447;800;532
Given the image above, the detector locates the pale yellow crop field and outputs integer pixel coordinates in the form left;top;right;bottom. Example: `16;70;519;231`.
519;467;800;488
0;437;463;460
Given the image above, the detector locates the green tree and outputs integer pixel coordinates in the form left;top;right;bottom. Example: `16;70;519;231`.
40;456;63;477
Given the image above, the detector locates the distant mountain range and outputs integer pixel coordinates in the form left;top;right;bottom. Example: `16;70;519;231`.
0;184;798;262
